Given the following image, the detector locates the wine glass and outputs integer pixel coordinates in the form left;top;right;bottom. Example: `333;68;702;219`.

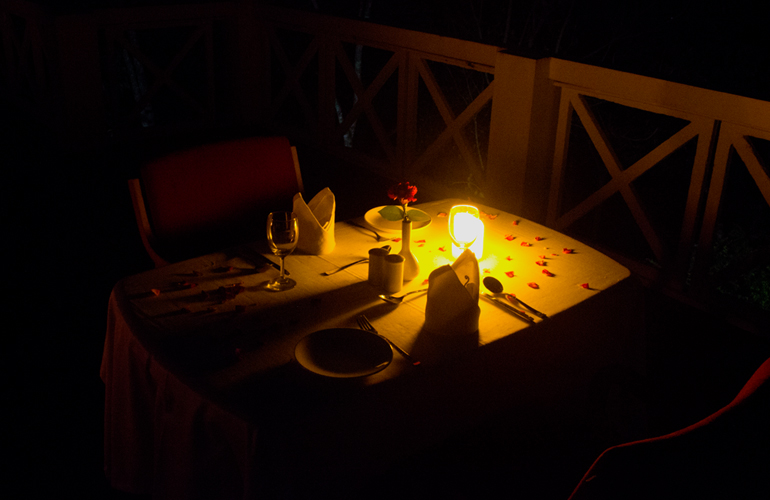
266;211;298;291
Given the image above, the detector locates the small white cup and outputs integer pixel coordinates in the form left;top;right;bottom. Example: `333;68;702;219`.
382;254;404;294
368;247;389;288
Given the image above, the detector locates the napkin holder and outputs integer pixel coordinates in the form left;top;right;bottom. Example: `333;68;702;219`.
293;187;336;255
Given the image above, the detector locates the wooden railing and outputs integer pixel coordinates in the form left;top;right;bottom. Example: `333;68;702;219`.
2;1;767;331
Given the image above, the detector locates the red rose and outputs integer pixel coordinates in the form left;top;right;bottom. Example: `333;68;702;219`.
387;182;418;206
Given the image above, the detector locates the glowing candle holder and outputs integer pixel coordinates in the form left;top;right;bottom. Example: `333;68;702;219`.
448;205;484;258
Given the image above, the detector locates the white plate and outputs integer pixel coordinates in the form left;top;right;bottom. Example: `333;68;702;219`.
364;206;432;233
294;328;393;378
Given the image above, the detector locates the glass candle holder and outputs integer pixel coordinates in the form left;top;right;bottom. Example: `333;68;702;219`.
448;205;484;258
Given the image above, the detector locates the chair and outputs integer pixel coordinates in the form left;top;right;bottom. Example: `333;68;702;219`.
129;136;303;267
568;356;770;499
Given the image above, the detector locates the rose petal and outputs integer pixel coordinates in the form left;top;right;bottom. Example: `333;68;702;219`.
437;212;447;218
506;256;513;261
393;237;402;242
151;288;161;296
521;242;532;247
483;268;492;274
505;271;515;278
535;236;543;241
438;246;446;252
563;248;574;254
581;283;590;289
505;234;515;241
542;269;554;277
527;282;539;289
421;279;430;286
536;260;546;266
512;220;519;226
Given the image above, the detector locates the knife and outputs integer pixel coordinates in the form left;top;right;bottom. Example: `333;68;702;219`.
481;292;535;323
238;248;289;275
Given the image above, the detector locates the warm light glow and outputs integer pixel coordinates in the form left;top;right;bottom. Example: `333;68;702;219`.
449;205;484;258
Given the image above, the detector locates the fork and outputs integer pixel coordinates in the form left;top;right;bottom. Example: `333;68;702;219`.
355;314;420;366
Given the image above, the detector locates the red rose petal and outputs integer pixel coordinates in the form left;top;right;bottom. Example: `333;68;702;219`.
393;237;402;242
542;269;554;277
536;260;546;266
438;246;446;252
521;242;532;247
505;234;515;241
581;283;590;289
563;248;574;254
527;282;539;289
437;212;447;218
505;271;515;278
415;239;426;244
483;268;492;274
506;256;513;261
421;279;430;286
512;220;519;226
151;288;161;296
535;236;543;241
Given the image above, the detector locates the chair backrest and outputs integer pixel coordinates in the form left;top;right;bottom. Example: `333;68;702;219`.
136;136;303;264
568;355;770;499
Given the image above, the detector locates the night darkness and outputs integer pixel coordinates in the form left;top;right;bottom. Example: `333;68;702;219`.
4;1;769;498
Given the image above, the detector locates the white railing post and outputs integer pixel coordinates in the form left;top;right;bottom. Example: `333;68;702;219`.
486;53;559;221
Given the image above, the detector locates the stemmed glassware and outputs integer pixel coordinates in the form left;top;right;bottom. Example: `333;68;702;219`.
448;204;481;257
266;211;298;291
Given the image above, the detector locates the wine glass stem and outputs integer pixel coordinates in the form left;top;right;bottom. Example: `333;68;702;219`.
279;256;286;280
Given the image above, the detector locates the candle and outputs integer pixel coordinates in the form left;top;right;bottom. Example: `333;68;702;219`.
449;205;484;258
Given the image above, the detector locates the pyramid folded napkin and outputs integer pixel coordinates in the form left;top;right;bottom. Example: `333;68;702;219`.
423;249;481;337
293;187;335;255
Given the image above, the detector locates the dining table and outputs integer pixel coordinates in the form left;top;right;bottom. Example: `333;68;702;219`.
101;198;644;499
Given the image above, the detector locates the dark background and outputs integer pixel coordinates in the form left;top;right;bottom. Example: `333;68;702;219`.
4;1;769;498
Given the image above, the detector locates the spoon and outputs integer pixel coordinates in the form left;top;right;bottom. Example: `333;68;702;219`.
321;245;391;276
378;288;429;304
482;276;548;319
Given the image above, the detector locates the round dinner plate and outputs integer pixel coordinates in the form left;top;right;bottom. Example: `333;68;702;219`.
364;206;432;233
294;328;393;378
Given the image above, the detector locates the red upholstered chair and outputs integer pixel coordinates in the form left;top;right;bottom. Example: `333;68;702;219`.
129;136;303;267
568;356;770;500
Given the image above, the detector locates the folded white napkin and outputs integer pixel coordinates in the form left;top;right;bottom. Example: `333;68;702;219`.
293;187;335;255
423;249;481;337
